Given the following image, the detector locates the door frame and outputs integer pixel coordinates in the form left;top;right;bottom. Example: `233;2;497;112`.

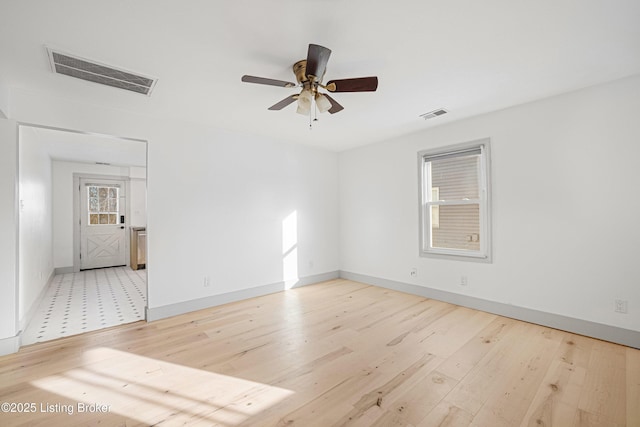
15;122;150;349
73;173;131;273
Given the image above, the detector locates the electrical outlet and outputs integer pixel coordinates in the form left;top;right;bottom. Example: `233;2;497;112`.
203;276;211;288
614;299;628;314
460;275;468;286
410;268;417;277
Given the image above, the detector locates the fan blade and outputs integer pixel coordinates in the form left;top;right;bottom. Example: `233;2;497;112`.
305;44;331;82
326;76;378;92
242;75;296;88
268;95;298;111
323;94;344;114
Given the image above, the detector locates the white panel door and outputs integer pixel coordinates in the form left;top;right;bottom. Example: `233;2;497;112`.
80;178;127;270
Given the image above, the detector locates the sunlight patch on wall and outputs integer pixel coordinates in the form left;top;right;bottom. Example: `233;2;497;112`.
282;210;299;289
30;347;293;425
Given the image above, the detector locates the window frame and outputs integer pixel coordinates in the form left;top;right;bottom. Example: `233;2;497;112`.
418;139;492;262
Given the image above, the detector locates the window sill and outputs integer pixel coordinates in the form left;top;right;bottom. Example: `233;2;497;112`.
420;249;492;263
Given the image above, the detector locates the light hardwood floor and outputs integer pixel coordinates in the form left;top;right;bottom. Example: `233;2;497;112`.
0;279;638;426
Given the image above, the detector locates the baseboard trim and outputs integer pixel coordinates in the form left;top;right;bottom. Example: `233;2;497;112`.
0;333;21;356
19;269;56;333
146;271;340;322
340;271;640;350
54;266;74;275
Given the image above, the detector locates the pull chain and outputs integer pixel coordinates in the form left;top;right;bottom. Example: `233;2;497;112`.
309;99;318;130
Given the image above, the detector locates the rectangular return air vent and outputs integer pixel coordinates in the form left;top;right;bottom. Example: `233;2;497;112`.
419;109;448;120
46;47;157;96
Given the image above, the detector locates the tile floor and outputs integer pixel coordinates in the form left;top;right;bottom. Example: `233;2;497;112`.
22;267;147;345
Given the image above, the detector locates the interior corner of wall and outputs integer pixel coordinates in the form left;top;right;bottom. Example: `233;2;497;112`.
0;82;10;119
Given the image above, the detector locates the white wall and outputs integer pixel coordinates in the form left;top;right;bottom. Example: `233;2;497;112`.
129;166;147;227
9;89;339;312
51;160;138;269
0;116;18;352
18;126;53;326
145;122;339;308
339;74;640;332
0;81;8;118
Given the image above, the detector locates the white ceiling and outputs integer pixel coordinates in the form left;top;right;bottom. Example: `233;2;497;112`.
23;126;147;167
2;1;640;152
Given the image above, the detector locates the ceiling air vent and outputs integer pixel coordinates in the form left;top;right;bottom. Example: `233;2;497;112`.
419;109;448;120
46;47;157;96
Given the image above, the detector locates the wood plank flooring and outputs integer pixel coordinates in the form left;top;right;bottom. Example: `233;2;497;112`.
0;279;637;426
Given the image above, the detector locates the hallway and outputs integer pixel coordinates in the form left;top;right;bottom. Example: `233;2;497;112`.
22;267;146;345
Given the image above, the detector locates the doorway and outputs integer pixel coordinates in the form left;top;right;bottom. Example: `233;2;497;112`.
18;124;148;345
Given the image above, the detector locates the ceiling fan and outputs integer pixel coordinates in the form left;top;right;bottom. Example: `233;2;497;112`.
241;44;378;119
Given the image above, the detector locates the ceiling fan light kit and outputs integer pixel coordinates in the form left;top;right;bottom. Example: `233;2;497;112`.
242;44;378;126
315;93;332;113
296;89;313;115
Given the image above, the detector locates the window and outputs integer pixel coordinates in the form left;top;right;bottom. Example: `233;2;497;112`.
87;185;120;225
419;140;491;261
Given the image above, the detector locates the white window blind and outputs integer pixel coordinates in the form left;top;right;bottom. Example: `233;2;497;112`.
419;140;491;261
